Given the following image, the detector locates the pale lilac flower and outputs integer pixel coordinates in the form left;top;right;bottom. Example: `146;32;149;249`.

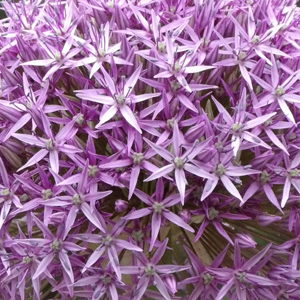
76;64;160;133
12;114;81;173
121;239;190;300
144;120;215;204
123;182;194;251
72;220;142;278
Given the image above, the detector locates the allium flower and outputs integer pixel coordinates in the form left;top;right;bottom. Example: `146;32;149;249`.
120;239;190;300
1;0;300;299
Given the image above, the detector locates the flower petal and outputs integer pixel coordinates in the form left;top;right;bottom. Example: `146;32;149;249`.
119;105;142;133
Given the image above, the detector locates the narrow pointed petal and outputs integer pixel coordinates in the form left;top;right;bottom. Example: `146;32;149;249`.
59;251;74;283
81;202;106;232
123;207;152;220
215;278;234;300
64;206;77;239
77;94;114;105
144;164;174;182
17;149;48;172
131;93;161;103
175;168;186;204
152;238;168;265
149;213;161;251
129;165;140;200
144;138;173;162
265;128;289;154
32;252;55;279
124;64;142;96
82;246;105;273
278;98;295;124
133;275;150;300
239;64;253;90
109;285;118;300
201;179;219;201
184;65;215;74
213;221;233;245
12;133;44;146
184;163;215;180
263;184;282;212
0;201;11;229
281;178;291;208
0;158;9;187
177;93;197;112
242;244;271;271
244;113;276;130
163;210;194;232
153;274;171;300
220;175;243;201
119;105;142;133
3;113;31;142
98;105;118;126
114;239;142;251
49;150;59;173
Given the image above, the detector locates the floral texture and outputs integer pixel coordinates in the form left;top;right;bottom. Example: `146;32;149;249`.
0;0;300;299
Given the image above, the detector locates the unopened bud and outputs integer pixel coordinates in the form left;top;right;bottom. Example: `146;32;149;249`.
236;233;257;248
163;274;177;295
178;209;191;223
256;214;281;226
115;200;128;213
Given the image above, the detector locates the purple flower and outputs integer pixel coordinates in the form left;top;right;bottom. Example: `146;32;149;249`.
121;239;190;300
1;0;300;299
123;180;194;251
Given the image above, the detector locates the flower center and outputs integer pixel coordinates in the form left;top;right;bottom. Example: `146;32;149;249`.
102;235;113;247
158;42;166;53
115;94;126;105
260;170;270;184
55;52;61;61
215;141;224;151
235;271;247;283
238;51;247;60
174;62;181;73
0;189;10;197
145;264;156;277
132;152;144;165
132;230;144;242
170;81;181;92
72;194;83;205
44;139;54;150
201;38;210;47
99;49;106;57
170;6;176;13
208;207;219;220
22;256;31;264
264;119;273;126
74;114;84;125
107;0;114;7
50;239;61;251
153;202;164;214
174;157;184;168
251;35;260;43
290;169;299;177
275;86;285;96
88;165;98;177
166;118;175;129
101;275;112;284
232;122;242;132
203;273;214;285
42;189;52;200
216;164;226;176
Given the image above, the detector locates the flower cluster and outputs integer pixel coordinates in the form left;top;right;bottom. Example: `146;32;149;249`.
1;0;300;299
